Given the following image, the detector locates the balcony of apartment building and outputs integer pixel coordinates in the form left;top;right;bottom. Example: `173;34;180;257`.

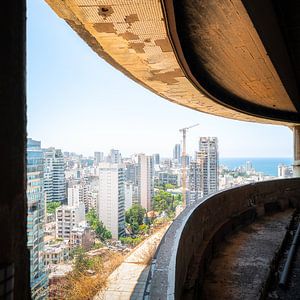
1;0;300;299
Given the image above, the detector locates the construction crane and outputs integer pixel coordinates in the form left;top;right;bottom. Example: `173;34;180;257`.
179;123;199;208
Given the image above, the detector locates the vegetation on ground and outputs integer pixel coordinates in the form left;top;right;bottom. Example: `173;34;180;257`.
51;248;123;300
119;236;142;247
86;209;112;241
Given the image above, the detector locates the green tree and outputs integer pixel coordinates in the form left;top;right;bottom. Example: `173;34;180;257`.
153;190;182;217
125;204;146;234
86;209;112;241
164;183;175;190
47;201;61;214
153;190;173;214
73;247;91;272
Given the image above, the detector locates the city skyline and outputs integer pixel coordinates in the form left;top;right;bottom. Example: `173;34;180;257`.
28;0;293;159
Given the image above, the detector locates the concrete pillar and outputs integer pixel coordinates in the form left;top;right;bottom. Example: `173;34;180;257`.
293;126;300;177
0;1;30;299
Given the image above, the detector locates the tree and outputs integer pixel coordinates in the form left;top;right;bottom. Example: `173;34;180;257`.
47;201;61;214
86;209;112;241
153;190;182;217
153;190;173;214
125;204;146;234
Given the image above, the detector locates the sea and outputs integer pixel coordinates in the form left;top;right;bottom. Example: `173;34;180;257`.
220;157;293;177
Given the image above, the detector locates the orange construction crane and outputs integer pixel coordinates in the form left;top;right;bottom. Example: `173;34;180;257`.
179;123;199;208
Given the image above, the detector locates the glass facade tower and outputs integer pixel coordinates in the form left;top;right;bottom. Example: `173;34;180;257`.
27;138;48;299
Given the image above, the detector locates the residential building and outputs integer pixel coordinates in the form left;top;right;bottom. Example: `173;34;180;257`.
278;163;293;178
125;162;138;185
27;138;48;299
198;137;219;196
70;224;94;250
98;162;125;239
173;143;181;164
152;153;160;165
55;204;85;240
108;149;122;164
137;154;154;211
44;148;66;203
157;172;179;187
67;184;83;207
189;161;203;204
94;151;104;165
188;137;219;205
125;182;133;210
44;241;70;266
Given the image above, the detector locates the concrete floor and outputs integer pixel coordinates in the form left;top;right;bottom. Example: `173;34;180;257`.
201;209;294;300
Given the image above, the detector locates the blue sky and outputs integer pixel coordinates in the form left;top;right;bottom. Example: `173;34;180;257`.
27;0;293;158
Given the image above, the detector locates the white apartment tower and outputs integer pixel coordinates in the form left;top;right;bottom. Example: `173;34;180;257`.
109;149;122;164
98;163;125;239
67;184;83;207
188;137;219;205
55;204;85;239
198;137;219;196
137;154;154;211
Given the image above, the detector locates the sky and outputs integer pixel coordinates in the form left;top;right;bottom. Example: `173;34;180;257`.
27;0;293;158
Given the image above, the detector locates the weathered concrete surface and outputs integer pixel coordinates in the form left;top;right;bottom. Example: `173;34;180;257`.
44;0;300;125
94;225;168;300
202;210;294;300
148;178;300;300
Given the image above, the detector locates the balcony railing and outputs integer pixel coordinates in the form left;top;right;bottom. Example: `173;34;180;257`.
146;178;300;300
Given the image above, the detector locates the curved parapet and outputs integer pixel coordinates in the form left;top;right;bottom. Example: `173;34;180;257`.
146;178;300;299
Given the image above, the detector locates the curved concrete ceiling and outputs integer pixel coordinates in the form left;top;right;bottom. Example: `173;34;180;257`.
45;0;300;125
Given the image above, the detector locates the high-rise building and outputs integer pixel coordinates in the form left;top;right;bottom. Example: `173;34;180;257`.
152;153;160;165
197;137;219;196
125;162;138;185
124;182;133;210
67;184;83;207
94;151;104;165
43;148;66;203
108;149;122;164
137;154;154;211
188;137;219;205
98;163;125;239
27;138;48;299
173;143;181;164
189;161;203;204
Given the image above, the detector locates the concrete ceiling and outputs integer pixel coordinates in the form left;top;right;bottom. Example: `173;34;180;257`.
45;0;300;126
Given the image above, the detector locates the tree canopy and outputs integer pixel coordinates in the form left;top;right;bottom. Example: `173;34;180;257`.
153;190;182;217
125;204;146;234
86;209;112;241
47;201;61;214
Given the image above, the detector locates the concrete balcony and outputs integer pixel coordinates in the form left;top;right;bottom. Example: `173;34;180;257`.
146;178;300;299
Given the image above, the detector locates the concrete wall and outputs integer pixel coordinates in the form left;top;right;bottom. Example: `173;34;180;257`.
147;178;300;300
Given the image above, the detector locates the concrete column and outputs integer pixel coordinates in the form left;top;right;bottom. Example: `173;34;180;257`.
0;1;30;299
293;126;300;177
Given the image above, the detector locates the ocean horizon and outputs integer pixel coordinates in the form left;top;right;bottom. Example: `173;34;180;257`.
219;157;293;177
